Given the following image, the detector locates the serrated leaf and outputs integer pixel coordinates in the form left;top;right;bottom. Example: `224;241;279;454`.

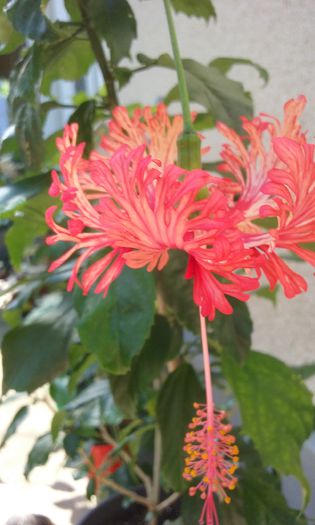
2;294;76;393
170;0;216;20
5;0;54;41
223;351;313;501
181;58;253;132
157;363;203;490
210;298;252;361
24;433;56;477
0;405;29;448
77;267;155;374
89;0;137;64
241;473;307;524
210;57;268;85
138;54;253;133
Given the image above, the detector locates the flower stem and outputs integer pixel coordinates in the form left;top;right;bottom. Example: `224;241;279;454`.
199;307;214;427
163;0;192;132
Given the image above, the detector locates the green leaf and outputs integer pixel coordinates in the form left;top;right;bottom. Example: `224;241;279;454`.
157;251;199;333
68;100;96;151
210;298;252;361
210;57;269;85
89;0;137;64
114;66;134;89
64;0;81;21
293;362;315;380
254;285;278;305
0;172;50;217
24;433;56;477
0;0;24;54
193;112;215;131
181;492;203;525
0;405;29;448
170;0;216;20
2;294;76;393
241;473;307;524
129;315;177;390
5;192;52;269
180;58;253;132
63;432;80;458
51;410;66;443
222;351;313;500
77;267;155;374
64;380;123;429
5;0;53;41
157;363;203;490
109;315;182;416
9;47;41;110
41;39;95;96
109;373;136;418
14;102;44;168
138;54;253;133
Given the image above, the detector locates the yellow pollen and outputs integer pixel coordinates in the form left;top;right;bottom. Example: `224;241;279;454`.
224;496;231;504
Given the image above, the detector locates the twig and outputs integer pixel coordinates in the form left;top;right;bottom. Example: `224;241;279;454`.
149;424;163;525
100;425;153;497
152;425;162;504
77;0;118;109
80;449;155;510
156;492;181;512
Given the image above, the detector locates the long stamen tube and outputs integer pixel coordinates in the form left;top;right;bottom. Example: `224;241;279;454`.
183;310;239;525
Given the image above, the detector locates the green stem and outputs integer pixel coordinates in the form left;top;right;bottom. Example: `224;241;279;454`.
163;0;192;131
78;0;118;110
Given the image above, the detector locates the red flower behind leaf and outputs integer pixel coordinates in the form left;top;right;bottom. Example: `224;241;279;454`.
89;444;121;480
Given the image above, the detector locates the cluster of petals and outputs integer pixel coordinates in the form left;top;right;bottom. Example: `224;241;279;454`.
46;96;315;319
218;95;315;298
183;403;239;525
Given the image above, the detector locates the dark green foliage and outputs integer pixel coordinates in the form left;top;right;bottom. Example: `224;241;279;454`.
170;0;216;20
76;267;155;374
157;363;203;490
89;0;137;64
210;298;252;361
223;351;313;500
2;294;76;393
